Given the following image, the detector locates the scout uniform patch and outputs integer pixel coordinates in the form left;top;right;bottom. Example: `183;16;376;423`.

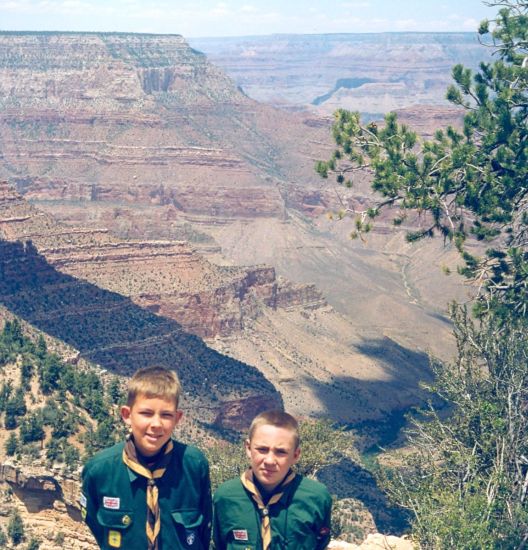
186;530;196;545
233;529;249;541
108;529;122;548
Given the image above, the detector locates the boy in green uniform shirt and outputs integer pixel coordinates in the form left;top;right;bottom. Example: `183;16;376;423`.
213;410;332;550
81;366;211;550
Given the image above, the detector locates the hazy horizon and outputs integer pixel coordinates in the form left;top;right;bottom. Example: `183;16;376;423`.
0;1;497;38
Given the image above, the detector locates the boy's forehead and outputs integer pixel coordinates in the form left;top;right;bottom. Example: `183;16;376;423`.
131;393;178;410
250;424;297;447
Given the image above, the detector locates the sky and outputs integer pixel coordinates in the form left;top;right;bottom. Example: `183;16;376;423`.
0;0;498;38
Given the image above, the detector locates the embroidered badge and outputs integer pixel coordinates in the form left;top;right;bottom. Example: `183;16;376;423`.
103;496;120;510
233;529;249;541
186;530;196;545
108;530;122;548
79;493;87;508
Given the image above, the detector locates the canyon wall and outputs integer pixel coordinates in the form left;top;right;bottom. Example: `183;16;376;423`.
189;32;492;115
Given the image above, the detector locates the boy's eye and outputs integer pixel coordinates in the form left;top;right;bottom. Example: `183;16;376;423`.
162;413;174;418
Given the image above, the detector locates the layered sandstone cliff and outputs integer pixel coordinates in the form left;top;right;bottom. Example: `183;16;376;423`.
0;31;461;424
0;31;332;227
0;181;324;341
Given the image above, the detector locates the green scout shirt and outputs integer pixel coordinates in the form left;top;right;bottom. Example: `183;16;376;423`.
213;474;332;550
81;439;211;550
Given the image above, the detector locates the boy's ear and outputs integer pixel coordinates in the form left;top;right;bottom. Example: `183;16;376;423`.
244;439;251;459
174;410;184;425
120;405;131;425
293;446;301;463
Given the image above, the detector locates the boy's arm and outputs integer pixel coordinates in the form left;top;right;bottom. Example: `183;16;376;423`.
81;465;104;546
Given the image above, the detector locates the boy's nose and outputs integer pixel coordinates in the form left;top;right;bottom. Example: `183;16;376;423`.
263;452;275;465
150;415;162;427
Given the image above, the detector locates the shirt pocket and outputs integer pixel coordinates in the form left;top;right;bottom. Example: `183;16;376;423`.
171;508;204;548
96;508;134;549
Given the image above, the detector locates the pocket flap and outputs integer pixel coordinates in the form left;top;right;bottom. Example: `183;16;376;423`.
97;508;134;530
171;509;203;529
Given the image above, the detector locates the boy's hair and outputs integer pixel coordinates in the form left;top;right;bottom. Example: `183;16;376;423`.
127;366;182;408
248;410;300;449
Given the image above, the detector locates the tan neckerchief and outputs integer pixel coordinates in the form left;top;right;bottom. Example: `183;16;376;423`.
240;469;296;550
123;437;173;550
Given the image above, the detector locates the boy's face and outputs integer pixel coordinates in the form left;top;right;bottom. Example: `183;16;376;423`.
245;424;300;492
121;394;182;457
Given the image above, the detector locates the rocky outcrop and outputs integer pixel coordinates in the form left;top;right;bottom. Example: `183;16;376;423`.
213;395;283;430
0;33;240;107
0;183;284;411
0;463;97;549
0;463;61;495
276;279;326;310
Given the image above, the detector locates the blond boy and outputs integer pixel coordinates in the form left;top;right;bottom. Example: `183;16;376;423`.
213;410;332;549
81;366;211;550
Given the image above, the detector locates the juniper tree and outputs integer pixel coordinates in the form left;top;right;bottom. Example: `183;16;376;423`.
5;432;18;456
7;509;24;545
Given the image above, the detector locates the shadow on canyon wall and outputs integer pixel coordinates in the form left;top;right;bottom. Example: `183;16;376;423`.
310;340;435;534
0;239;277;403
302;336;433;426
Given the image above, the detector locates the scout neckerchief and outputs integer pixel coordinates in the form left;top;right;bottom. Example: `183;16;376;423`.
122;437;173;550
240;468;296;550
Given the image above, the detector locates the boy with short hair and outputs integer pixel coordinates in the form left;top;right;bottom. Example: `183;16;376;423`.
213;410;332;550
81;366;211;550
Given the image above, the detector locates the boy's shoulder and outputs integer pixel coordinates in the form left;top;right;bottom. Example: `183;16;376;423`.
295;475;331;500
82;441;125;478
214;477;244;501
173;439;208;467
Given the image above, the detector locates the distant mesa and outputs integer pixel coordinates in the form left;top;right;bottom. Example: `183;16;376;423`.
312;78;376;106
